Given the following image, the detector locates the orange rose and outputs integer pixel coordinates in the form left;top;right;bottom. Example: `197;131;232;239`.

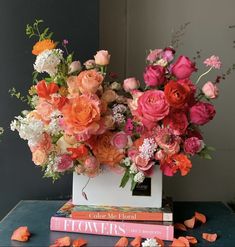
77;69;103;94
32;39;56;55
61;94;101;135
90;132;124;167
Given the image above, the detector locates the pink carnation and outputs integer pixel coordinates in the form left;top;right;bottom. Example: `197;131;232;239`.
184;137;204;155
203;55;221;69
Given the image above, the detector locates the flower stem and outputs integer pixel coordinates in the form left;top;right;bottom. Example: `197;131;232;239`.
196;67;212;84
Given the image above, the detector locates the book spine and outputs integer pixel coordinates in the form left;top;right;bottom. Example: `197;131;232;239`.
71;211;173;222
50;217;174;240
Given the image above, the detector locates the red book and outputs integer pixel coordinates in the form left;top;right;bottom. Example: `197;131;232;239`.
50;216;174;240
55;200;173;222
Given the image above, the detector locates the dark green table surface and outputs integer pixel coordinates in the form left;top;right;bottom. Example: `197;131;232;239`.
0;200;234;246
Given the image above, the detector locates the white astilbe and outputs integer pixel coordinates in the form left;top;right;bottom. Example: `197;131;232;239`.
112;104;127;114
34;49;63;77
129;163;138;174
122;157;131;167
134;171;145;183
46;117;62;135
10;115;44;146
139;138;157;160
142;238;161;247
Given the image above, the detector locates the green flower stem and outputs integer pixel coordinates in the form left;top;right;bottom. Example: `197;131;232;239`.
196;67;213;84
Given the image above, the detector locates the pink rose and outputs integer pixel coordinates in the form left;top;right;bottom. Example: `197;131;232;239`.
123;77;140;92
146;49;163;63
135;155;154;172
184;137;204;155
202;81;219;99
111;132;128;149
55;154;74;172
190;102;216;125
163;110;188;135
172;55;196;79
94;50;111;66
137;90;169;126
143;65;165;87
69;61;81;74
84;156;100;177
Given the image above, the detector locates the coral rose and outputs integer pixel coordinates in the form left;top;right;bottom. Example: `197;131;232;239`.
94;50;111;65
171;55;196;79
90;132;124;167
143;65;165;87
137;90;169;126
190;102;216;125
61;94;101;135
77;69;103;94
164;80;191;109
202;81;219;99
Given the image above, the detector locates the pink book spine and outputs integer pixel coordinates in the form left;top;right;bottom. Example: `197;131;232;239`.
50;216;174;241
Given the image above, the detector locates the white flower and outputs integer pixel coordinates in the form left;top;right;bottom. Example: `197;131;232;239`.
129;164;138;174
34;49;63;76
46;117;62;135
0;127;4;135
113;113;125;125
134;171;145;183
112;104;127;114
139;138;157;160
30;95;39;107
142;238;161;247
122;157;131;167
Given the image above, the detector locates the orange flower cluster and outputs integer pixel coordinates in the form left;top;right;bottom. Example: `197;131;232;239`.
32;39;56;55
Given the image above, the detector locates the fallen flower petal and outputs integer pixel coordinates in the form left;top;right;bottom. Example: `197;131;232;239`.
130;236;142;247
184;216;196;229
11;226;31;242
185;236;198;245
72;238;87;247
154;237;165;246
54;236;71;247
202;233;217;242
115;236;128;247
171;237;189;247
174;223;187;231
195;211;206;224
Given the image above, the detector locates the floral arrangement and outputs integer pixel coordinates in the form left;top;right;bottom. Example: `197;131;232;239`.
11;20;223;189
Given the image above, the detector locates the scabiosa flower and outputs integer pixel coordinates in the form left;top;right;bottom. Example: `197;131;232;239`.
204;55;221;69
139;138;157;160
34;49;63;76
112;104;127;115
134;171;145;183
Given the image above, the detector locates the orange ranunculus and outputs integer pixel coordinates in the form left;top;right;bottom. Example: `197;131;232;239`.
32;39;56;55
173;153;192;176
61;94;101;135
90;132;124;167
77;69;103;94
164;80;190;108
11;226;31;242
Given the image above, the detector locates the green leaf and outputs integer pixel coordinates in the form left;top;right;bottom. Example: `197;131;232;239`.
204;153;212;160
207;146;216;151
131;179;137;191
119;170;130;188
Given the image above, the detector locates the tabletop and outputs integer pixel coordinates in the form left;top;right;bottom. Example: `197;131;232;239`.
0;200;234;246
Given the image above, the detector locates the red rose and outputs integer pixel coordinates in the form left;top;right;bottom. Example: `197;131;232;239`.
163;110;188;135
172;55;196;79
164;80;191;109
190;102;216;125
143;65;165;87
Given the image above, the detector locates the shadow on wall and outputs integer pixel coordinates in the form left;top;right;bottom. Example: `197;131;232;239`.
0;0;99;220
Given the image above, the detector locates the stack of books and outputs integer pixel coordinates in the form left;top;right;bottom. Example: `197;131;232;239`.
50;199;174;241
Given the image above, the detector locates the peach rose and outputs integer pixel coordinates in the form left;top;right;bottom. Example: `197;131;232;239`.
61;94;101;135
67;76;80;96
102;89;117;103
94;50;111;66
90;132;124;167
32;149;47;166
77;69;103;94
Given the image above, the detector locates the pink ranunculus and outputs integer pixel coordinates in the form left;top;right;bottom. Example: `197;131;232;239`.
146;49;163;63
84;156;100;177
137;90;169;126
143;65;165;87
55;154;74;172
163;110;188;135
172;55;197;79
202;81;219;99
111;132;128;149
190;102;216;125
94;50;111;66
184;137;204;155
123;77;140;92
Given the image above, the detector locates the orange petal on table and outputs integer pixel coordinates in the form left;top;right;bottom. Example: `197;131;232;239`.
154;237;165;247
54;236;71;246
72;238;87;247
202;233;217;242
185;236;198;244
115;236;129;247
174;223;187;231
195;211;207;224
130;236;142;247
171;237;189;247
11;226;31;242
184;216;196;229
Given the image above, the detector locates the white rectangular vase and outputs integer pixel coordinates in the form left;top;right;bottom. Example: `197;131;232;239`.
72;166;162;208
